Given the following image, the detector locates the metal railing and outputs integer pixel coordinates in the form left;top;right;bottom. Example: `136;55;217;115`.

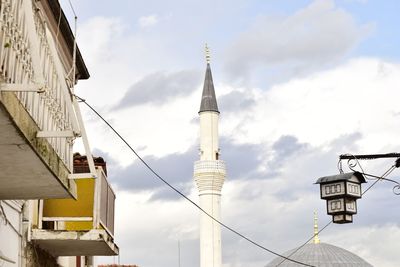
0;0;81;171
98;169;115;236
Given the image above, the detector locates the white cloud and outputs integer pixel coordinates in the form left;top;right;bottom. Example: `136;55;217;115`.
74;15;193;165
223;58;400;153
324;224;400;267
96;57;400;266
95;190;200;266
72;4;400;267
138;14;159;28
224;0;373;81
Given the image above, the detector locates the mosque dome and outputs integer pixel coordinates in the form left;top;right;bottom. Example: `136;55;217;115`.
266;212;373;266
265;242;373;267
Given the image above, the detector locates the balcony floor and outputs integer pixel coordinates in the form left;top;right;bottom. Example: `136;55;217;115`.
31;229;119;256
0;103;75;199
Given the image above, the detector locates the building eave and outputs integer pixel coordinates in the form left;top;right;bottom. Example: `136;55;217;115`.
46;0;90;80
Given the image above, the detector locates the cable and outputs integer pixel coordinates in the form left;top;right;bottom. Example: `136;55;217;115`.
75;95;315;267
67;0;77;18
274;162;397;266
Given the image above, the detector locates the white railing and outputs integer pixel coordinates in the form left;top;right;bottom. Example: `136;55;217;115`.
194;160;227;175
194;160;226;193
0;0;81;171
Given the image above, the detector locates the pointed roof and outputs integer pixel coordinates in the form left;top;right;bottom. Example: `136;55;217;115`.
199;63;219;114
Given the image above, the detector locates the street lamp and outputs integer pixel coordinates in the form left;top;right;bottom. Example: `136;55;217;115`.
315;172;366;224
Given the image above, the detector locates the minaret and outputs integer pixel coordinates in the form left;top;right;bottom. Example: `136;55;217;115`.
194;45;226;267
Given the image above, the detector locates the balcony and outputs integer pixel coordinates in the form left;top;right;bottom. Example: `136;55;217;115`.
194;160;226;193
31;167;118;256
0;0;90;199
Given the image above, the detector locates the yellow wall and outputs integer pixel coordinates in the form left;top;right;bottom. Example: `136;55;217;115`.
43;178;95;230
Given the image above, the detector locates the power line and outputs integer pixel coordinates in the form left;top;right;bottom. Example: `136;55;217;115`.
75;95;315;267
66;0;77;18
274;161;397;266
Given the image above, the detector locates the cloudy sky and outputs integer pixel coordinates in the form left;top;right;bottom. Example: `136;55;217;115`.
61;0;400;266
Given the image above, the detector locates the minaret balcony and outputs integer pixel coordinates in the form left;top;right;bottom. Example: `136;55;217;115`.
194;160;226;193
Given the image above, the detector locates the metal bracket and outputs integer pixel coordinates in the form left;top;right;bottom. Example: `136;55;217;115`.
42;217;93;222
0;83;45;93
36;131;76;138
339;153;400;160
68;173;97;179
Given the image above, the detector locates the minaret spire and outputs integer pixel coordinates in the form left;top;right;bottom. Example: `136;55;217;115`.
199;44;219;114
313;211;321;244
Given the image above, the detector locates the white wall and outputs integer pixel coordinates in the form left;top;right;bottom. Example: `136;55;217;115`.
0;200;22;267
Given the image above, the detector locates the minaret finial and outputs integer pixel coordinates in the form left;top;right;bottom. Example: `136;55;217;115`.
313;211;320;244
205;43;211;64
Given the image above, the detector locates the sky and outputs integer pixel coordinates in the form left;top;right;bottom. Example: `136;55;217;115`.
60;0;400;266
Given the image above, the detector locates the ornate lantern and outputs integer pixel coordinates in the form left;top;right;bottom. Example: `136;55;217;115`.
315;172;366;224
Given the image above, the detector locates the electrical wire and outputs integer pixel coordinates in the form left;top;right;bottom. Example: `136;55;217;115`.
361;165;396;196
75;95;315;267
274;161;397;266
67;0;77;18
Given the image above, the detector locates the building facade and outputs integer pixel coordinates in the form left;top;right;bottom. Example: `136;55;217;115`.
0;0;118;266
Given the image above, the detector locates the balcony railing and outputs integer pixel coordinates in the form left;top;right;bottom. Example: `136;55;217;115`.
33;166;119;255
194;160;226;193
194;160;227;175
0;0;81;171
98;168;115;235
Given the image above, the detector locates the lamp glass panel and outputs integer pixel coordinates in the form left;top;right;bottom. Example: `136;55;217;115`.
327;198;344;214
321;182;345;198
345;199;357;213
333;214;353;224
346;182;362;198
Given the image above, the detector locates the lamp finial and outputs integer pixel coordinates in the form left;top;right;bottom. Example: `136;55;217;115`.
313;211;321;244
205;43;211;64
